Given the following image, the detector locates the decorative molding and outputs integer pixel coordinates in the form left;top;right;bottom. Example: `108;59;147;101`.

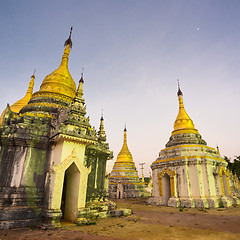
162;144;216;152
53;148;91;174
154;155;225;164
158;167;176;197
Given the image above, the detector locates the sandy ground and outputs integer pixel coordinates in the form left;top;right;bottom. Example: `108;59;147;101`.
1;198;240;240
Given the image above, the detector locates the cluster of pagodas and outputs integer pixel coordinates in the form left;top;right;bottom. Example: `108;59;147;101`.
0;28;239;230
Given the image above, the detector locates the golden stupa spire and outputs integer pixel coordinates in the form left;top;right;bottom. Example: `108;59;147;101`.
59;27;72;71
64;27;73;49
97;111;107;142
216;146;220;156
31;27;76;103
171;81;199;136
99;112;104;133
11;72;35;113
116;126;133;162
0;73;35;125
76;69;84;98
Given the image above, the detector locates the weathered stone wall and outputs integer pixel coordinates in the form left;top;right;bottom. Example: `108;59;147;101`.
0;108;52;229
151;153;236;208
85;145;111;202
0;142;49;229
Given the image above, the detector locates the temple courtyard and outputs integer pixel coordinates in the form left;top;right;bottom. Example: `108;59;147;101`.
0;198;240;240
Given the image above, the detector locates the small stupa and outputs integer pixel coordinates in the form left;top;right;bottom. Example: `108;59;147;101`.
149;83;240;208
108;127;149;198
0;73;35;125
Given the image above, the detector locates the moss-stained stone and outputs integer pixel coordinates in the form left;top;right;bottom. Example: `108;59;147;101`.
0;146;16;188
0;36;122;230
76;200;131;225
0;145;6;167
23;147;46;215
85;117;113;202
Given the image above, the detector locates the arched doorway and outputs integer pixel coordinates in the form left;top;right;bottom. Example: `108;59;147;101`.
162;173;171;206
61;162;80;222
117;182;123;199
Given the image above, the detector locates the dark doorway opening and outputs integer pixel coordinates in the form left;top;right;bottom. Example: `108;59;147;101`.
162;173;171;206
60;163;80;222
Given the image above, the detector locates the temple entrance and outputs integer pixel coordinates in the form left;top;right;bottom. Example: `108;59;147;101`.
61;162;80;222
61;172;67;218
162;173;171;206
117;182;124;199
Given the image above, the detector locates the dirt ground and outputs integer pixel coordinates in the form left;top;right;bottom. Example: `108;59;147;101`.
1;198;240;240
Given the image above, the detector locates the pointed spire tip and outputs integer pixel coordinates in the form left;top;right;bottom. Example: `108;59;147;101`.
177;79;183;96
31;69;36;78
64;27;73;49
79;67;84;83
101;108;104;120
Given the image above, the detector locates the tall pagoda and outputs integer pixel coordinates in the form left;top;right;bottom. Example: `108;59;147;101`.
0;29;115;229
108;127;149;198
150;84;240;208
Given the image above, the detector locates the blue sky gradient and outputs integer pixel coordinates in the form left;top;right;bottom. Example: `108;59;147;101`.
0;0;240;175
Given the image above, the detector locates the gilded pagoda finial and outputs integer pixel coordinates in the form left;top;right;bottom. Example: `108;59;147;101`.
171;83;199;136
0;72;36;125
80;68;84;83
11;73;35;111
32;69;36;77
100;111;104;130
27;70;35;94
64;27;73;49
217;146;220;156
76;71;84;98
177;79;183;96
98;112;106;142
116;125;133;162
30;30;76;103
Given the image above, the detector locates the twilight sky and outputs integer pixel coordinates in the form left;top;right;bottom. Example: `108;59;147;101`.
0;0;240;176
